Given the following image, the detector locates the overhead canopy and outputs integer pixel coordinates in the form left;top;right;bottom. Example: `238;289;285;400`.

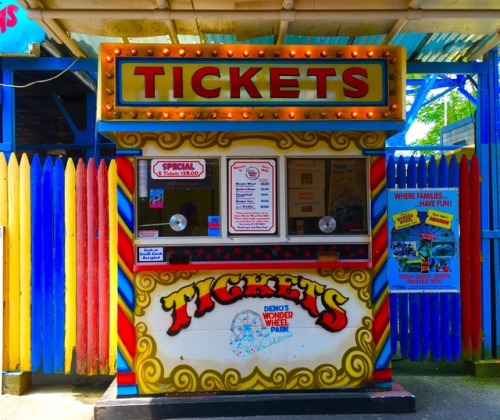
17;0;500;62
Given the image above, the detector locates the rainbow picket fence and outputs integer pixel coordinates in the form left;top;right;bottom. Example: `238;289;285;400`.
0;152;481;376
0;153;117;375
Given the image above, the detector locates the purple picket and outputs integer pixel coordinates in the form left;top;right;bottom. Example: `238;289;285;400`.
396;156;409;359
41;157;54;373
427;156;441;360
417;156;431;360
448;155;461;361
386;155;399;356
30;154;43;371
438;155;451;362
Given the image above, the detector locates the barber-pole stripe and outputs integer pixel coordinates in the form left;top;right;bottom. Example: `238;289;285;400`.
370;155;391;387
116;157;138;396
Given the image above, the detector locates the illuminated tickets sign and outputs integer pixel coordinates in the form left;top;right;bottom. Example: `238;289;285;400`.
151;158;206;179
99;44;406;121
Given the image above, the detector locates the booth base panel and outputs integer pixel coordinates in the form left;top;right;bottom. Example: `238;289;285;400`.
94;380;415;419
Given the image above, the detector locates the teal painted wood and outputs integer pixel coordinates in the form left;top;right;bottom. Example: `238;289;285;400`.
30;154;43;371
53;158;65;372
41;157;54;373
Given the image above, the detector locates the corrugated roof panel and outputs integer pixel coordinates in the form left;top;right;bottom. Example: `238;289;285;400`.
284;35;351;45
391;33;428;60
353;35;385;45
417;33;479;62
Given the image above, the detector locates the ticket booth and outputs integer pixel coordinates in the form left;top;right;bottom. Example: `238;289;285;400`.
98;44;406;397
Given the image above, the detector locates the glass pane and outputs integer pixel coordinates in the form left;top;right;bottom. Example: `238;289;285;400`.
287;158;368;236
136;158;220;238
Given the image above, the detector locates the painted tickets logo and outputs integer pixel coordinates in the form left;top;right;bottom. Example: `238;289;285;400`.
160;273;349;336
392;209;420;229
425;209;453;229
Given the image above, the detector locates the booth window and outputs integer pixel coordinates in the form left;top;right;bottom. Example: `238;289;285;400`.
136;157;220;238
287;158;368;236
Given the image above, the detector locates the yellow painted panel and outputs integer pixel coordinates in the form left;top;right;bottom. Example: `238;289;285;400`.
64;159;77;374
0;153;8;371
7;154;20;370
108;160;118;374
19;154;31;371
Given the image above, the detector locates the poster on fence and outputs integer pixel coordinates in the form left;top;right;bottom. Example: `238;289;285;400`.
387;188;459;293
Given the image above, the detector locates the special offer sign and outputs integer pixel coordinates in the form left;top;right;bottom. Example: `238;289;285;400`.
387;188;460;292
229;159;276;234
151;158;206;179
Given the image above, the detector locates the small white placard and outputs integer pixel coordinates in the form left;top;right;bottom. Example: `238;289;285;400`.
138;247;164;262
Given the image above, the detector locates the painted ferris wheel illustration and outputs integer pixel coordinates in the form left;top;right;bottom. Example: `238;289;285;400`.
231;310;264;341
230;309;291;357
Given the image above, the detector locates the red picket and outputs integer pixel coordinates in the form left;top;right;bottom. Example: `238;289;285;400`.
459;155;472;359
98;160;110;374
75;159;88;374
87;159;99;375
469;155;482;360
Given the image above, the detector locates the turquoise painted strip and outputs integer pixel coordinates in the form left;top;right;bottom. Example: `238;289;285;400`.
117;349;130;372
117;385;139;396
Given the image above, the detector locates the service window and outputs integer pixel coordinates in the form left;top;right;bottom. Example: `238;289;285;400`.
136;157;220;238
287;157;368;236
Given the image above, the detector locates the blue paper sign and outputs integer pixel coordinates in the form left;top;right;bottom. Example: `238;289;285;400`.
387;188;460;293
0;1;45;55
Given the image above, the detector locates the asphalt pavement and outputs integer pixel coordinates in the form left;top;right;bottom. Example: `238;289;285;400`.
1;360;500;419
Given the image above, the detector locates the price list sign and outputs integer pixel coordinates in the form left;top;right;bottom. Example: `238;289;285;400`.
228;159;276;234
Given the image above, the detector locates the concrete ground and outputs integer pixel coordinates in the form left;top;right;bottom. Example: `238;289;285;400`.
1;360;500;419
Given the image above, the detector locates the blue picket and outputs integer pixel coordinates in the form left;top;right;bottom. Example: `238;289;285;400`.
396;156;409;359
427;156;441;360
386;155;399;356
41;157;54;373
438;156;452;361
417;156;431;360
53;158;65;372
30;154;43;372
448;155;461;360
404;157;420;361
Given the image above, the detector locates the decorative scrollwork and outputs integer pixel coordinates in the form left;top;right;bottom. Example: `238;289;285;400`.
135;130;384;153
318;268;372;306
135;314;374;393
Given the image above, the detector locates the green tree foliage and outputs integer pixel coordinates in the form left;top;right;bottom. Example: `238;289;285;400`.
409;77;476;155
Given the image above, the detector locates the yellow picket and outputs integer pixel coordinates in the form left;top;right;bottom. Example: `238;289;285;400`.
108;160;118;374
7;154;20;370
0;153;8;371
64;159;77;373
19;154;31;371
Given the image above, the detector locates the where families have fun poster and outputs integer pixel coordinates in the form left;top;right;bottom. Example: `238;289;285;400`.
387;188;459;292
